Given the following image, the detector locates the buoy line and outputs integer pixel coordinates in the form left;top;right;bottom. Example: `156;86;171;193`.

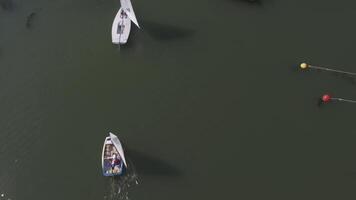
320;94;356;104
300;63;356;76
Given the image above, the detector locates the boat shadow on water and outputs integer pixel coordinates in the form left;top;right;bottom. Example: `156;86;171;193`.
140;20;195;41
118;21;195;52
126;149;182;177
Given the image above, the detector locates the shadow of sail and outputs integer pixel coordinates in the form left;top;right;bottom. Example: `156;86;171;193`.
141;20;195;41
126;149;182;177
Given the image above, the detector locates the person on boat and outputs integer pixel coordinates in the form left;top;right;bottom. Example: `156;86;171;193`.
111;153;120;171
120;10;127;19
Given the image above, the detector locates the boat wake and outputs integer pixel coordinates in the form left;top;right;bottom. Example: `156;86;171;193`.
104;159;139;200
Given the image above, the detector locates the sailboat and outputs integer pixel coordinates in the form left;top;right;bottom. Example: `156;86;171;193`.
111;0;140;45
101;132;128;176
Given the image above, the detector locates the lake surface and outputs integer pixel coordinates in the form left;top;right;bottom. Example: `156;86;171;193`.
1;0;356;199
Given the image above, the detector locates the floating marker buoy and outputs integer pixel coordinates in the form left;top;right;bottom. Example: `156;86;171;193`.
300;63;309;69
300;63;356;76
320;94;356;104
322;94;331;102
1;194;4;197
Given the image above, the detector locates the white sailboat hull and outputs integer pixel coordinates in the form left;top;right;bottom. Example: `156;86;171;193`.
111;8;131;44
120;0;140;28
101;132;127;176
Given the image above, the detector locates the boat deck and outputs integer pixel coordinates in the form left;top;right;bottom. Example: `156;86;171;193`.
102;140;124;175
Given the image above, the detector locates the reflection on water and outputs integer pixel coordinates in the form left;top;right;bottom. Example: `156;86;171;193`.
104;159;139;200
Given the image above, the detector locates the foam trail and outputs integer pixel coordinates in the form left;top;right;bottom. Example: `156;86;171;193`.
331;97;356;103
308;64;356;76
104;159;139;200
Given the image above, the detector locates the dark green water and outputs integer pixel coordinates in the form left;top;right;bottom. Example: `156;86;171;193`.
1;0;356;199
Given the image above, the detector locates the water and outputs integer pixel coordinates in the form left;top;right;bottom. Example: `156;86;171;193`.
1;0;356;199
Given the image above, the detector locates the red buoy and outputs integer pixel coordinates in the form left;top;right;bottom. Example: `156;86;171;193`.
322;94;331;102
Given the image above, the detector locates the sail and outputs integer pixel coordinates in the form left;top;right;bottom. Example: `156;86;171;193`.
125;11;140;28
109;132;128;167
120;0;140;28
